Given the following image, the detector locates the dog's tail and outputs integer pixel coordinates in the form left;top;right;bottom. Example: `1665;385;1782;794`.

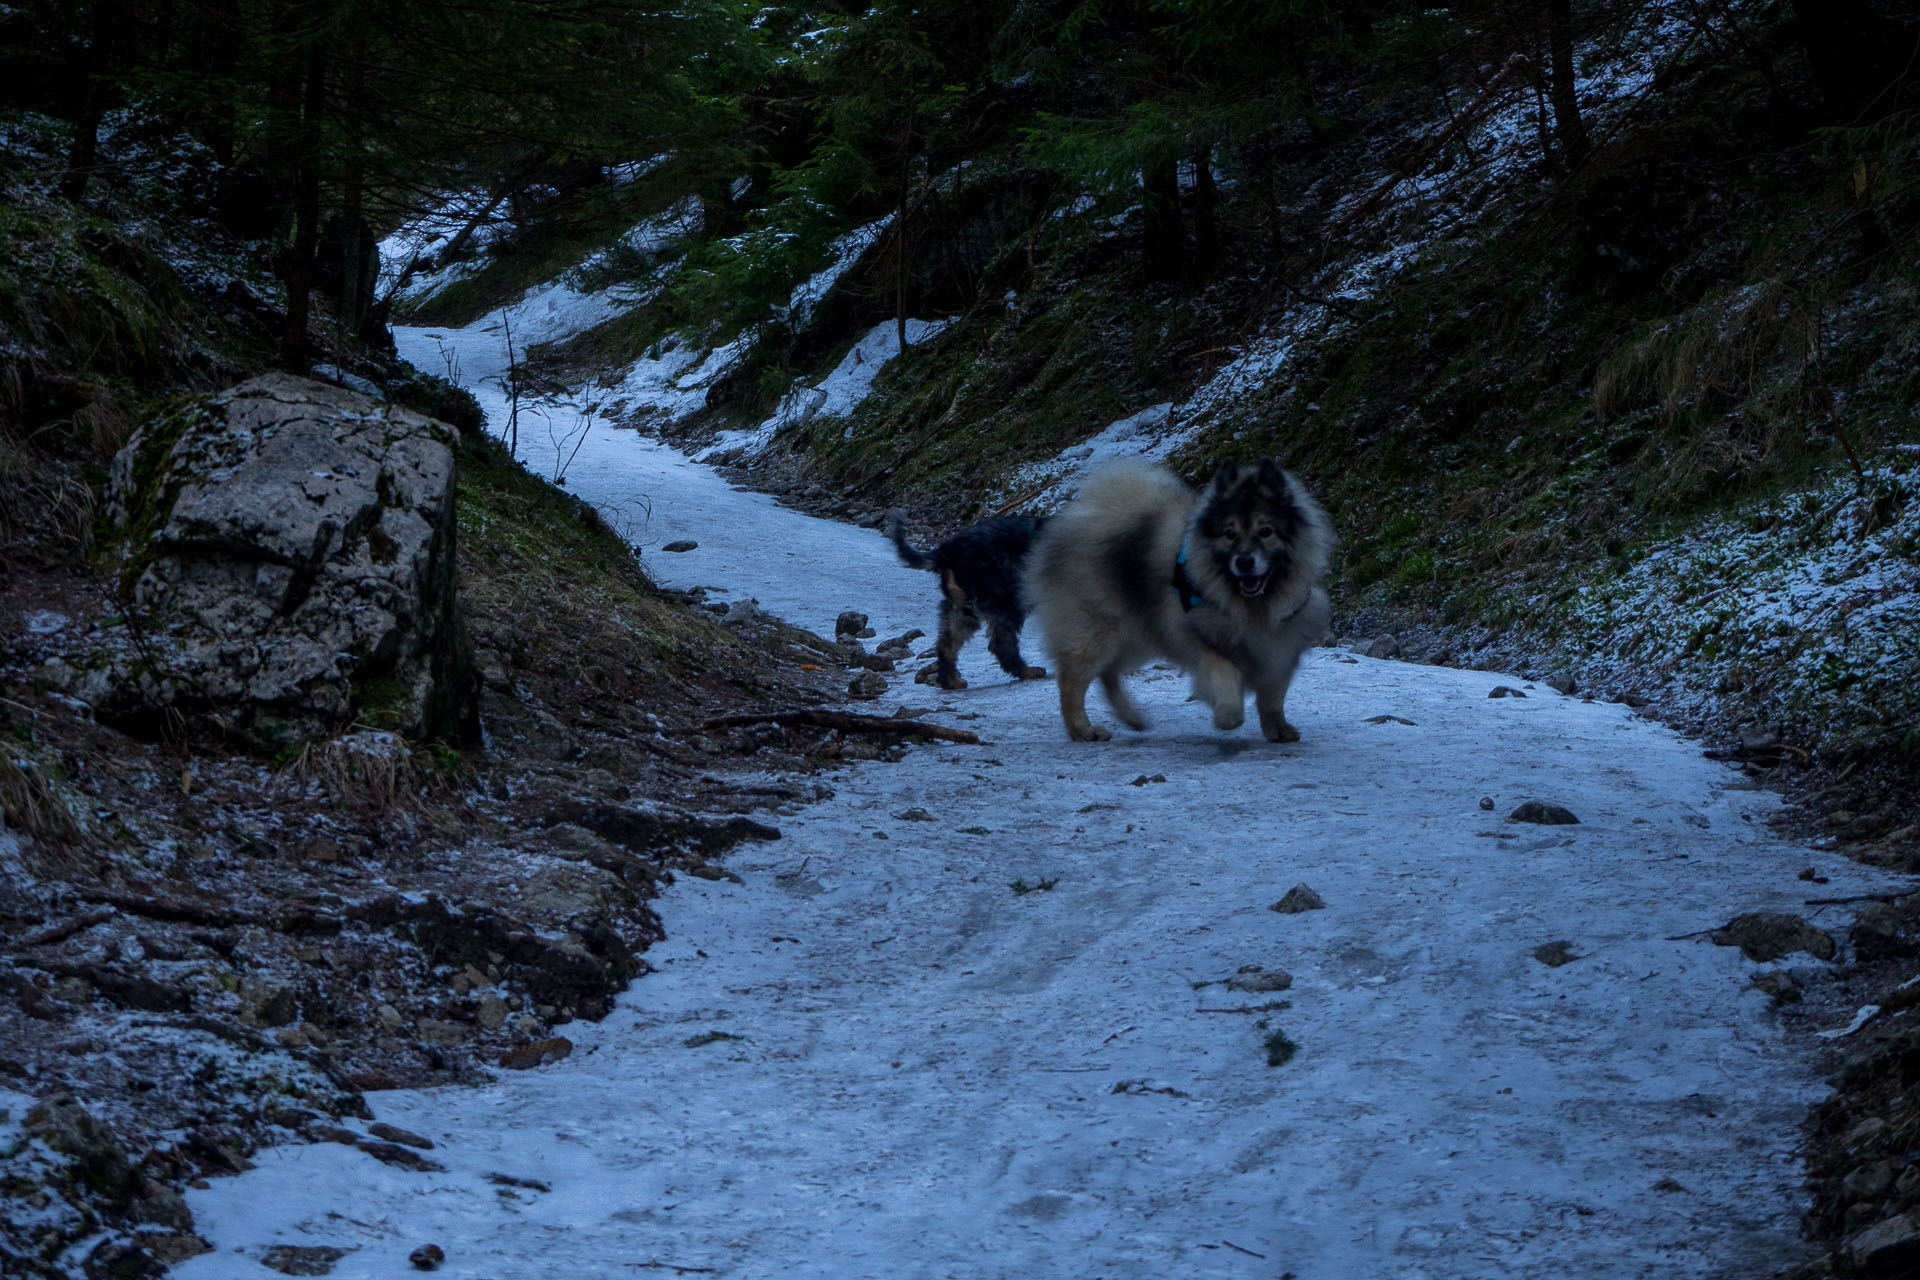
886;508;935;571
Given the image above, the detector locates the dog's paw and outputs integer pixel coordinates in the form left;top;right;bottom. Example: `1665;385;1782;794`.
1070;724;1113;742
1018;666;1048;680
1261;716;1301;744
938;675;969;690
1212;703;1246;732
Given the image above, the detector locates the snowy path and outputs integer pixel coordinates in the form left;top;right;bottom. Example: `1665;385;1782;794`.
174;323;1901;1279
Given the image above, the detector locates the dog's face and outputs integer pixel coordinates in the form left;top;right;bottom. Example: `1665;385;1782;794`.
1197;460;1305;600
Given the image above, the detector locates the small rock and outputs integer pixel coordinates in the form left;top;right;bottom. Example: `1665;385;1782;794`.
375;1003;405;1028
298;836;342;864
1849;1117;1891;1148
660;540;698;553
1847;1209;1920;1275
500;1036;573;1070
476;994;509;1031
260;1245;348;1276
1854;900;1920;963
409;1245;446;1272
1362;714;1417;725
1710;912;1836;963
896;807;934;822
914;664;941;685
1751;971;1803;1004
414;1017;467;1046
1270;885;1326;914
834;610;869;638
1532;940;1579;967
360;1141;446;1173
1650;1177;1687;1194
81;1239;166;1278
1488;686;1527;699
848;671;889;700
1364;635;1402;660
1509;801;1579;825
1130;774;1167;786
368;1123;434;1150
1543;672;1578;695
1225;966;1294;993
1478;796;1495;811
1846;1160;1896;1202
144;1235;214;1266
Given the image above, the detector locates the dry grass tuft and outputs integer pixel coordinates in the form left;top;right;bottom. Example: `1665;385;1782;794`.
0;752;85;858
289;729;428;814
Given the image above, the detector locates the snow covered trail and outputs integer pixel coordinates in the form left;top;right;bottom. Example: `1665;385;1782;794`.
176;333;1901;1278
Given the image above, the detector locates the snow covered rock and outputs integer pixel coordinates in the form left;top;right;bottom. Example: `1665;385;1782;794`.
102;373;476;744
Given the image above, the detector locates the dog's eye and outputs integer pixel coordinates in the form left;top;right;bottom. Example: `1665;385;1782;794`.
1255;525;1275;540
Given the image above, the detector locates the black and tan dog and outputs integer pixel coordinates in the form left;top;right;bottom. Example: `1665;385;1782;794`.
887;510;1050;690
1023;459;1332;742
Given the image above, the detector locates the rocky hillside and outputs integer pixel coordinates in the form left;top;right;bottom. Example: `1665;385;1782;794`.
0;109;937;1276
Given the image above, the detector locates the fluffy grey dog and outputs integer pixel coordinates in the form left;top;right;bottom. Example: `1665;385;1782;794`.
1023;459;1332;742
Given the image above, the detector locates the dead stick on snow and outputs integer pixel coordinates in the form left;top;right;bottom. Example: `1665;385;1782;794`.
1804;891;1918;907
701;710;981;745
1222;1240;1267;1259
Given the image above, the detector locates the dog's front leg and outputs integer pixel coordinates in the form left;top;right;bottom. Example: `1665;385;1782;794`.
1192;650;1245;731
1254;586;1327;743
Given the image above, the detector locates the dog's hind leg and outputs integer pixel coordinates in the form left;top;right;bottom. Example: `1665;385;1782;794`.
933;589;980;691
985;612;1046;680
1056;665;1111;741
1098;667;1148;732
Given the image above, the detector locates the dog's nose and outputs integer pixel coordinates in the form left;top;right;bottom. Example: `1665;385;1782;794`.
1233;554;1257;574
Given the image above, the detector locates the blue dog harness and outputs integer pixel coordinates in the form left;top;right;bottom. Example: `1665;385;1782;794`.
1172;548;1204;612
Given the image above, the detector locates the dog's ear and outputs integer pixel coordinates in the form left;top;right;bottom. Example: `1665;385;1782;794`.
1257;458;1288;491
1207;463;1240;495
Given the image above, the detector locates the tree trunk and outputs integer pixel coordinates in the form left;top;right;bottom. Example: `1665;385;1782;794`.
1794;1;1917;121
204;0;241;166
1545;0;1589;169
896;157;911;355
265;1;304;210
339;32;370;341
59;0;121;202
281;39;327;368
1141;156;1183;282
1191;148;1219;274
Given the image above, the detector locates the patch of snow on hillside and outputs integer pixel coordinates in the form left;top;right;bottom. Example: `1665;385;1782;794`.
784;216;894;329
700;318;955;461
998;402;1185;508
1558;468;1920;754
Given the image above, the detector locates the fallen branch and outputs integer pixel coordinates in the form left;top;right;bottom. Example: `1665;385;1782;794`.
78;892;345;936
8;908;115;951
79;891;268;928
701;709;980;745
1804;891;1918;907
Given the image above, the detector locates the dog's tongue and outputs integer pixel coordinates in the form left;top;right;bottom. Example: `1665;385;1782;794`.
1236;573;1267;596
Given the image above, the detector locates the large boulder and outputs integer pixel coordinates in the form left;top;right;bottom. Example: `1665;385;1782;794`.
103;373;476;744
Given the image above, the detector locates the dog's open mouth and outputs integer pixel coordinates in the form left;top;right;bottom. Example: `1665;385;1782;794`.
1235;571;1270;597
